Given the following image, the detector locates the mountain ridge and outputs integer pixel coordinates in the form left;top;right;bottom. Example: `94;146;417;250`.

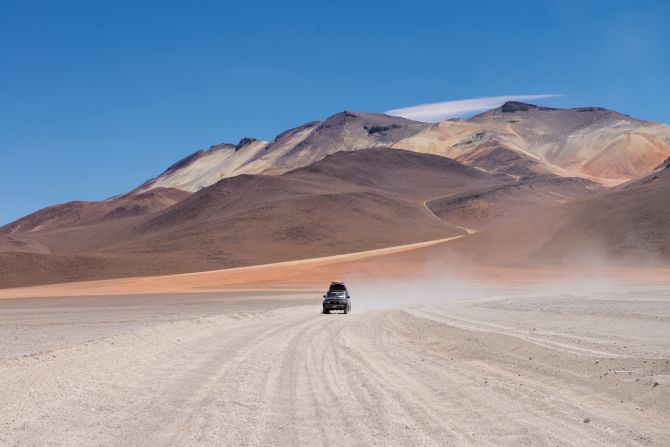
0;148;506;287
2;102;669;288
394;102;670;184
132;111;429;194
127;102;670;198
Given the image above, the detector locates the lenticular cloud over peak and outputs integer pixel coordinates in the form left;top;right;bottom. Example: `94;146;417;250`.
386;94;561;122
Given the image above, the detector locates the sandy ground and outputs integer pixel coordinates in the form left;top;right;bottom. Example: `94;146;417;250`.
2;231;669;299
0;236;465;299
1;280;669;446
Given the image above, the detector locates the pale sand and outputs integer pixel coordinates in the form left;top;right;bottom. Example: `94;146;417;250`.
0;285;668;446
1;234;668;299
0;235;464;299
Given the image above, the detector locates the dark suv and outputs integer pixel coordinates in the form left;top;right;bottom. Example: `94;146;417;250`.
322;281;351;314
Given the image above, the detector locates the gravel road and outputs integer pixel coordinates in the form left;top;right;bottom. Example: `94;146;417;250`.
1;288;668;446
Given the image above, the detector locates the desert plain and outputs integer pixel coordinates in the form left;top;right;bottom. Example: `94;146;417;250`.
1;237;668;447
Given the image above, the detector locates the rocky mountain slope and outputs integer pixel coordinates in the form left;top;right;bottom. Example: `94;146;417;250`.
425;175;602;231
1;188;191;235
2;102;669;288
436;156;670;265
393;102;670;184
0;149;504;287
133;112;429;193
132;102;670;199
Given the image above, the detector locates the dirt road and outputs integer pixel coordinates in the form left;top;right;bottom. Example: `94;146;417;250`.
1;287;669;446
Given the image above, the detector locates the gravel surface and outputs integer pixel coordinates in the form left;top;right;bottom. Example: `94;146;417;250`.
1;288;668;446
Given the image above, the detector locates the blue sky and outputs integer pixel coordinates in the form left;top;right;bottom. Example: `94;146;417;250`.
1;0;669;224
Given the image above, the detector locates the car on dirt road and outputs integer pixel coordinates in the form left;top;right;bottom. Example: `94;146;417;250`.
322;281;351;314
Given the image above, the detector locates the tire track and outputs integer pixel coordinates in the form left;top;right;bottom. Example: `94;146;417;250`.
2;300;668;446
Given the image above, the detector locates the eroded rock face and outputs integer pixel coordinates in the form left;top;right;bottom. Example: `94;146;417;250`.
133;110;429;194
235;137;257;151
129;103;670;197
394;102;670;184
500;101;557;113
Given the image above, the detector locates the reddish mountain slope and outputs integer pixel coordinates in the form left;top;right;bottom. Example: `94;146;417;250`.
0;149;501;288
0;188;191;235
3;103;669;287
439;161;670;265
426;175;602;231
283;147;500;199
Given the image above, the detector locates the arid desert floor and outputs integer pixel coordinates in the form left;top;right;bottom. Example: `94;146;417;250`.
1;273;668;446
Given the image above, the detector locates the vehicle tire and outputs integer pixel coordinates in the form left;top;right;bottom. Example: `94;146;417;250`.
322;309;329;314
343;307;348;315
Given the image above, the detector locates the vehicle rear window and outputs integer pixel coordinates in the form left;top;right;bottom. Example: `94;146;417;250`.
327;291;345;297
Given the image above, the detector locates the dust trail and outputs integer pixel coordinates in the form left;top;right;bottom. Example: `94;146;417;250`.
341;264;670;313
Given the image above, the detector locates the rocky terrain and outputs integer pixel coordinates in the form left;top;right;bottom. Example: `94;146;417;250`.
395;101;670;184
133;111;429;193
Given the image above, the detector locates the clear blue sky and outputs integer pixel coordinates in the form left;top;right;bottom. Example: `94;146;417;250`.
1;0;669;224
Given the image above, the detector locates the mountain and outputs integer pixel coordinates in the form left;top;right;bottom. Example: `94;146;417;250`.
131;139;270;193
0;149;502;288
620;155;670;189
134;103;670;198
392;101;670;184
2;102;669;288
425;175;602;231
437;158;670;265
283;146;498;199
133;111;429;194
1;188;191;235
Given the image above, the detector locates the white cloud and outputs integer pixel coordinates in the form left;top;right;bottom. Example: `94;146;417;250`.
386;94;561;122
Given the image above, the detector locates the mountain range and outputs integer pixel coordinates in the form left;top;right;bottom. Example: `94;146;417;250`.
2;101;669;288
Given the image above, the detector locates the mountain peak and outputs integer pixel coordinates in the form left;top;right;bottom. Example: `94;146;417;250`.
235;137;258;151
500;101;557;113
323;110;427;127
499;101;621;116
